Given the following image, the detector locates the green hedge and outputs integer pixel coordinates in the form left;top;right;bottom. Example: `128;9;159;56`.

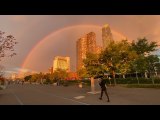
43;79;54;84
104;78;160;84
42;77;160;86
124;84;160;88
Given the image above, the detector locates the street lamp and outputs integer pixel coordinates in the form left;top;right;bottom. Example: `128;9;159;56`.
133;64;139;84
135;71;139;84
149;62;154;84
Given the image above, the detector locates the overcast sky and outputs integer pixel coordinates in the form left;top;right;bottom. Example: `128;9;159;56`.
1;15;160;76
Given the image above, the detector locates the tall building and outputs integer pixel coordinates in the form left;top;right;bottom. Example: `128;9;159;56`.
76;32;97;70
76;36;87;70
53;56;70;72
96;45;102;54
48;66;53;74
86;32;97;52
102;24;114;49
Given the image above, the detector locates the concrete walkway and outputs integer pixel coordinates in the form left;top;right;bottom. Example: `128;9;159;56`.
0;84;160;105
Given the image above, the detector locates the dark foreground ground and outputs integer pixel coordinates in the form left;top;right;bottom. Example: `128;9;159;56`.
0;83;160;105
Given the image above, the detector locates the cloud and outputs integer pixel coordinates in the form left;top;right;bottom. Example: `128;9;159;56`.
4;67;32;74
13;67;31;72
5;70;16;73
11;16;28;23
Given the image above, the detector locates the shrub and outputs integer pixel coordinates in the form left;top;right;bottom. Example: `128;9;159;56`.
0;77;5;85
43;79;53;84
124;84;160;88
104;78;160;84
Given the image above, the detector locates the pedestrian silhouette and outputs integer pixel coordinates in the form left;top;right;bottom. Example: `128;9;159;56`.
98;76;110;102
22;80;24;85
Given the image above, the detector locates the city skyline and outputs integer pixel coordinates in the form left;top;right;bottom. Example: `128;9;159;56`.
1;15;160;77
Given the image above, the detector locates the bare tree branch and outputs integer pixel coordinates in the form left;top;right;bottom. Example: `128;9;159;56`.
0;31;18;61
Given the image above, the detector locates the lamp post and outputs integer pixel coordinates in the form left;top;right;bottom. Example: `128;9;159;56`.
134;64;139;84
136;71;139;84
149;62;154;84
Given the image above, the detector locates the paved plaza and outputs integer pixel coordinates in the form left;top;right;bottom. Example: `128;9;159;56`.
0;83;160;105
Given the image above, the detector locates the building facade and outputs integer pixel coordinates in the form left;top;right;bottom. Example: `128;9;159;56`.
76;32;97;70
96;45;102;54
102;24;114;49
53;56;70;72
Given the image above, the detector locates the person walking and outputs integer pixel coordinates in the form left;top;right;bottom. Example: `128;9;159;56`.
22;80;24;85
98;76;110;102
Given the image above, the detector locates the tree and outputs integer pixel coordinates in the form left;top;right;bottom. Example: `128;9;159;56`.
131;37;159;78
131;37;158;56
117;40;138;78
0;65;5;85
24;75;32;81
77;68;89;79
0;31;18;61
83;52;106;92
53;69;68;81
100;40;137;82
146;55;159;76
0;65;5;78
83;52;105;78
31;73;39;82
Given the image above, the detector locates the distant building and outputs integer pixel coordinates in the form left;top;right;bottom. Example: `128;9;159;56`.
48;66;53;74
96;45;102;54
53;56;70;72
102;24;114;49
76;32;97;70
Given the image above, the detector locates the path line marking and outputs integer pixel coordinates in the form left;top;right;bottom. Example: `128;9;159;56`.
34;89;89;105
11;91;23;105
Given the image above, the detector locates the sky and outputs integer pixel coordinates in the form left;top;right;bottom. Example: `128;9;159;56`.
0;15;160;76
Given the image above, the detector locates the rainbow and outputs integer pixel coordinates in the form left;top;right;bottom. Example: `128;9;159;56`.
20;24;127;74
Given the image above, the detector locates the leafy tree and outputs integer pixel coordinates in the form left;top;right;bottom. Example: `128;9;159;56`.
146;55;159;75
0;65;4;78
131;37;159;77
77;68;89;79
131;37;158;56
83;52;106;89
83;52;105;78
0;31;17;79
31;73;39;82
0;65;5;85
53;69;68;81
100;40;137;81
24;75;32;81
